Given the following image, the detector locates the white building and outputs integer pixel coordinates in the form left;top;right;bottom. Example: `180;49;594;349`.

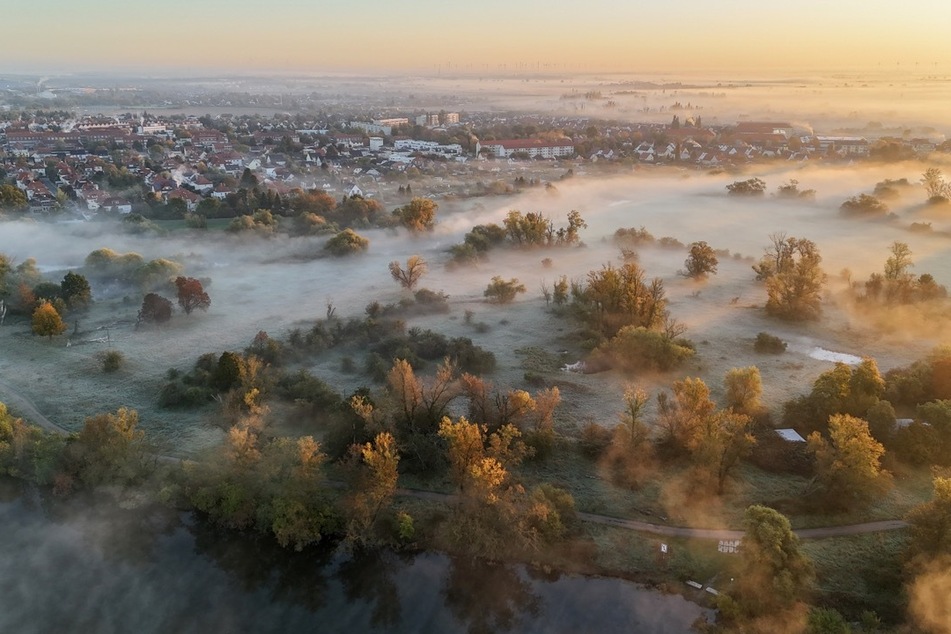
393;139;462;155
480;138;574;159
815;136;870;156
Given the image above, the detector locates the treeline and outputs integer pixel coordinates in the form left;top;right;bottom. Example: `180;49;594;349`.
447;209;586;266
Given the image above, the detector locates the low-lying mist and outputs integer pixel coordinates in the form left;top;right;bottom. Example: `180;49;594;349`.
4;161;951;446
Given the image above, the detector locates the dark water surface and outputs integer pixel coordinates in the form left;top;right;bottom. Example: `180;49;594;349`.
0;480;710;633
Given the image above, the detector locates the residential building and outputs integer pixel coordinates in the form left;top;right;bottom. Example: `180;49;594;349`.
479;138;574;159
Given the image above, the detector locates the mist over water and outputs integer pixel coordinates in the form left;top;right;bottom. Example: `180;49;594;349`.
0;480;710;634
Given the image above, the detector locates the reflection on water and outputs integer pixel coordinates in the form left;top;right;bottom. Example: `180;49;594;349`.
0;479;710;634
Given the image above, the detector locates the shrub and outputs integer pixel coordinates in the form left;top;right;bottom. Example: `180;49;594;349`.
579;422;613;458
613;226;655;246
396;511;415;542
325;229;369;256
158;381;212;408
840;194;888;216
726;178;766;196
413;288;450;312
589;326;694;372
184;212;207;229
754;332;787;354
100;350;124;373
484;276;526;304
806;607;849;634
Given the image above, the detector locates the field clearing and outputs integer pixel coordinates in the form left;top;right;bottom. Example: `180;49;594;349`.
2;161;950;474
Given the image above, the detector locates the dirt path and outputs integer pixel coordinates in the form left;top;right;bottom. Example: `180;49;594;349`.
397;488;910;540
0;377;68;434
0;380;911;541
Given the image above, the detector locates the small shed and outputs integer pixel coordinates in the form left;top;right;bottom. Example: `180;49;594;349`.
775;428;807;443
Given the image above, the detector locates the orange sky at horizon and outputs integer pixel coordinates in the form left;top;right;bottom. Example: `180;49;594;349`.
3;1;950;75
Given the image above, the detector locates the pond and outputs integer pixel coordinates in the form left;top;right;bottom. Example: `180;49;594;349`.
0;479;711;634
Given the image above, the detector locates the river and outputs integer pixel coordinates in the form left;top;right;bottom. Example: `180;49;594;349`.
0;479;711;634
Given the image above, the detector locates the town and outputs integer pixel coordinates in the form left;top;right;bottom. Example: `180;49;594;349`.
2;103;948;219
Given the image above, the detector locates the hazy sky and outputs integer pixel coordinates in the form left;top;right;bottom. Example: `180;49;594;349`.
4;0;950;75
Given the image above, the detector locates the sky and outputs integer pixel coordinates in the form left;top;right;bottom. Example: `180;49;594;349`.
3;0;951;75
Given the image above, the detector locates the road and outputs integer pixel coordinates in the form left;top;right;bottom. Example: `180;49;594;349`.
0;379;910;541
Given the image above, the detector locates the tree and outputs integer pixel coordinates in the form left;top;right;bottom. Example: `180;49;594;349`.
325;229;369;256
31;301;66;340
60;271;91;310
386;358;460;471
840;194;888;217
905;476;951;567
735;505;814;615
344;432;400;546
437;416;540;551
726;178;766;196
503;210;550;246
775;179;816;200
0;184;27;210
579;262;667;337
65;407;148;487
921;167;950;202
884;241;914;281
484;276;526;304
657;377;716;454
724;366;763;416
754;235;825;321
784;359;886;436
604;385;655;489
175;276;210;315
393;197;437;232
807;414;892;509
388;255;427;291
138;293;173;324
558;210;587;245
682;241;718;279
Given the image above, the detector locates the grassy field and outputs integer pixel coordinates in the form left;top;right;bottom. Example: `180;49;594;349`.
802;532;909;623
520;442;933;531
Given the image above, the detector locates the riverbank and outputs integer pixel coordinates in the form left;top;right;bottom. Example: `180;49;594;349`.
0;477;713;634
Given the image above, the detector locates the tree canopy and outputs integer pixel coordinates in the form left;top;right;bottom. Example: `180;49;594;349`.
175;276;211;315
734;505;814;615
393;197;437;232
682;241;718;279
807;414;892;509
753;234;825;321
31;300;66;340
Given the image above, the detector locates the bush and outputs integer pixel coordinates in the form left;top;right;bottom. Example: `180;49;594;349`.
395;511;415;542
413;288;450;313
806;607;849;634
840;194;888;216
589;327;694;372
579;422;613;458
754;332;787;354
99;350;124;373
484;276;526;304
184;212;207;229
726;178;766;196
613;226;655;246
325;229;369;256
158;381;212;408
